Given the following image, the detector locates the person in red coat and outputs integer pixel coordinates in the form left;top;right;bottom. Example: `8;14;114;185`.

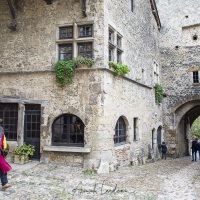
0;118;12;190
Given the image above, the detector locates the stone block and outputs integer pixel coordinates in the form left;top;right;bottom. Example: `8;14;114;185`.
97;158;110;174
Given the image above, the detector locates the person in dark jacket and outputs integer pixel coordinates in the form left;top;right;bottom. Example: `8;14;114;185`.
161;142;167;160
191;138;198;161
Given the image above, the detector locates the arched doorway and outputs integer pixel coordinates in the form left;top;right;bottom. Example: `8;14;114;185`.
175;104;200;157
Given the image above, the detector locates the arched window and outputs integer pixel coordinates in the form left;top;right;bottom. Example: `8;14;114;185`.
114;117;126;144
52;114;84;147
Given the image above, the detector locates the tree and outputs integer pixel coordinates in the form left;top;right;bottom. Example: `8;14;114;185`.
191;116;200;139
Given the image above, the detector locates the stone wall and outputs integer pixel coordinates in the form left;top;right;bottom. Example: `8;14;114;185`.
0;0;162;169
157;0;200;156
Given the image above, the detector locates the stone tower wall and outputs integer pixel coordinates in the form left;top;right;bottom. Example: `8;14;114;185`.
157;0;200;156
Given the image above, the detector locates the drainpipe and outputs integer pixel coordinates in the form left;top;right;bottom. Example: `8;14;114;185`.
6;0;17;30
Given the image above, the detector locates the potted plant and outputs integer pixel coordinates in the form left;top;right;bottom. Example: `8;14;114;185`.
13;143;35;164
73;56;94;68
55;60;75;86
108;61;130;75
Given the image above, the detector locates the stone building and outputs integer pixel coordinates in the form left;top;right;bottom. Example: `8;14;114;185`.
0;0;163;171
157;0;200;158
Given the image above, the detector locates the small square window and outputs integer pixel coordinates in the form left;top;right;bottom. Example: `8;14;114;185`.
193;71;199;83
193;35;198;41
59;44;73;60
78;25;92;37
59;26;73;39
78;42;93;58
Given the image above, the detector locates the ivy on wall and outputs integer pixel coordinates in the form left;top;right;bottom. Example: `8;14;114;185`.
55;60;75;86
155;83;164;105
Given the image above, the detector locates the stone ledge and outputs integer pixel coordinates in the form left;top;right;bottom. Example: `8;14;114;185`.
43;146;91;153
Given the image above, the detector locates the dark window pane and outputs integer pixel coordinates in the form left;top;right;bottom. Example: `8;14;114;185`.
59;26;73;39
52;114;84;146
109;30;114;43
0;103;18;141
117;36;121;48
78;43;92;58
114;117;126;144
117;50;122;63
59;44;73;60
109;47;113;61
193;71;199;83
78;25;92;37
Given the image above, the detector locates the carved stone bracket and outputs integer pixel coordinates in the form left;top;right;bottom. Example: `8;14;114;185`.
82;0;87;17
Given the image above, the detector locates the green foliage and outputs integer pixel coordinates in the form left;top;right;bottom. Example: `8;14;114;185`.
73;56;94;68
13;143;35;156
82;169;97;175
191;116;200;139
155;83;164;105
109;61;130;75
55;60;75;86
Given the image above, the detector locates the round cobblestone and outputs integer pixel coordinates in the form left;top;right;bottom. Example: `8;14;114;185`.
0;156;200;200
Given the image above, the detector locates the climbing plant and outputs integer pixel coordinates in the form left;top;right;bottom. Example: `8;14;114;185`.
155;83;164;105
108;61;130;76
55;60;75;86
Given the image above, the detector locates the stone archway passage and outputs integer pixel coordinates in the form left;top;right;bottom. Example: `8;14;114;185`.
175;104;200;157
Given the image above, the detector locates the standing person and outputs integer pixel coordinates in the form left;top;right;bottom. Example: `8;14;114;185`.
196;139;200;160
161;142;167;160
0;118;12;190
191;138;198;162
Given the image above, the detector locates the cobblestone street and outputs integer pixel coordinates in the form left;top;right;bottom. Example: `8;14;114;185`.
0;156;199;200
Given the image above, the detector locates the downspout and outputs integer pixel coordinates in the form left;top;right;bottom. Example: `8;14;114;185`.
6;0;17;30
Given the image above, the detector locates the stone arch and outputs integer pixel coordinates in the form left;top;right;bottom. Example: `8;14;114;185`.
173;98;200;129
172;95;200;113
172;98;200;157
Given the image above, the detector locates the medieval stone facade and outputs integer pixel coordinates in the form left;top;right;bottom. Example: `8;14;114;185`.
157;0;200;157
0;0;165;171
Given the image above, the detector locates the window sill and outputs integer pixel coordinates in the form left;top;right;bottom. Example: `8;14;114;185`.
43;146;91;153
192;83;200;86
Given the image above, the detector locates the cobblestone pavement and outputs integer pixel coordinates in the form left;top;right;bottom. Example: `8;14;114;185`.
0;156;200;200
